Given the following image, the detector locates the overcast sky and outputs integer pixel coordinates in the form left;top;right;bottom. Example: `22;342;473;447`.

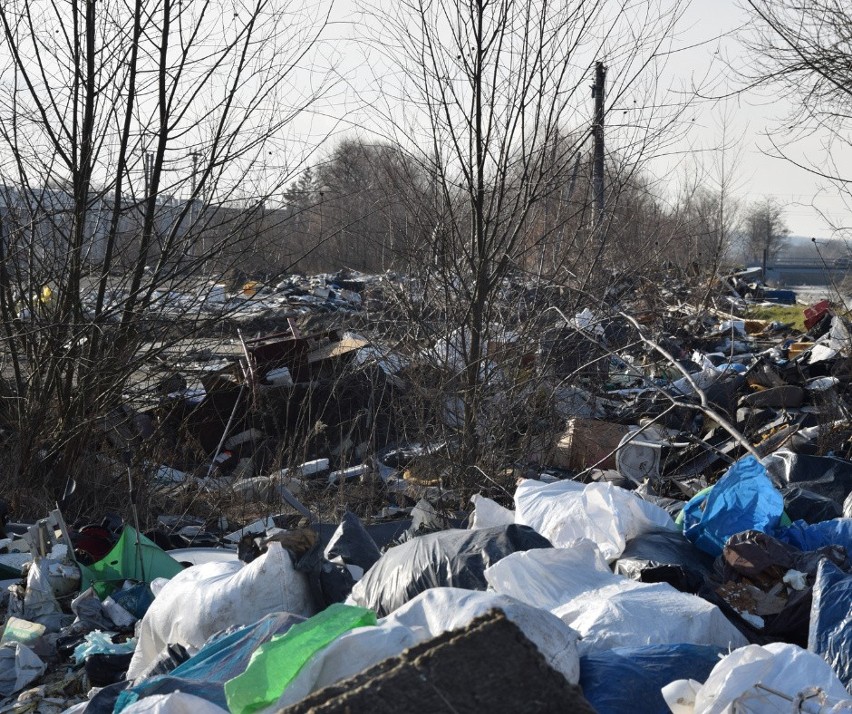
657;0;850;240
320;0;849;240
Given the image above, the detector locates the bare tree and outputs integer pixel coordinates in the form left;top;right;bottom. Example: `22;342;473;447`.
742;0;852;236
357;0;692;481
674;101;746;308
0;0;334;502
742;197;789;272
311;139;434;272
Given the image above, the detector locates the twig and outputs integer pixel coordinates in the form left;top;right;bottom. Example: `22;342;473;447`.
617;310;761;459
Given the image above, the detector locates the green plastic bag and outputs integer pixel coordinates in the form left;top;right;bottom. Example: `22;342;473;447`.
224;603;377;714
78;525;184;598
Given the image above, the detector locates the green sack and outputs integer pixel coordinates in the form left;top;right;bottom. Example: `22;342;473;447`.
224;603;377;714
79;525;184;598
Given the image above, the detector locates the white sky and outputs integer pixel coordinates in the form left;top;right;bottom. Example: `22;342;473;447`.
309;0;850;241
640;0;850;240
1;0;847;240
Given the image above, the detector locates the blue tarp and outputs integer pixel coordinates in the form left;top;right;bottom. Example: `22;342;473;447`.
114;612;305;712
776;519;852;553
809;559;852;692
579;644;725;714
682;456;784;556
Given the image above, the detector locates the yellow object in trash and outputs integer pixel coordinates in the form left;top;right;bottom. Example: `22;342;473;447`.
787;342;811;359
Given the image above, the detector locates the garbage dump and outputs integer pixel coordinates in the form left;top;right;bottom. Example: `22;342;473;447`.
2;272;852;713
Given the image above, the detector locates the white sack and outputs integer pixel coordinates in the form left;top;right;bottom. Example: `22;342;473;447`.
514;479;674;561
469;495;514;529
485;546;747;655
9;560;62;625
127;543;314;679
262;587;580;713
663;643;852;714
0;643;46;697
483;540;613;607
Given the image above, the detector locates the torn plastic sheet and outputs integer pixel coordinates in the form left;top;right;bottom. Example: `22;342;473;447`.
223;604;376;714
73;631;137;665
79;526;184;598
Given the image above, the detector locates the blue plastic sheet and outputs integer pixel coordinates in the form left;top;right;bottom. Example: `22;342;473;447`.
682;456;784;556
777;519;852;553
110;583;155;621
809;559;852;691
114;612;305;712
579;644;724;714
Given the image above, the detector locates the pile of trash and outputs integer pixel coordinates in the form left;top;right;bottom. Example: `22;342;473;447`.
1;443;851;711
6;274;852;711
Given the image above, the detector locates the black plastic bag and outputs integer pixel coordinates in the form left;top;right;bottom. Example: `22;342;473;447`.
349;524;551;617
144;644;191;678
781;486;842;524
763;451;852;505
85;652;133;687
324;511;381;573
295;541;356;609
77;682;129;714
614;528;714;594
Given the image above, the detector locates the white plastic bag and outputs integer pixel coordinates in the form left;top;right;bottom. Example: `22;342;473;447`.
483;540;613;606
485;546;747;655
513;478;584;537
664;643;852;714
263;587;581;712
662;679;702;714
19;560;61;623
514;479;675;561
469;494;514;529
126;543;314;679
73;631;137;664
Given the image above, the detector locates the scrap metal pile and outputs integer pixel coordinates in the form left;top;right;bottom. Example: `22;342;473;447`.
0;270;852;712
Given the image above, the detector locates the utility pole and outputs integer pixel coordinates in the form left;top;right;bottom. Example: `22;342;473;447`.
189;150;202;261
592;61;606;228
189;151;201;199
762;212;771;284
189;152;202;221
142;151;153;200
